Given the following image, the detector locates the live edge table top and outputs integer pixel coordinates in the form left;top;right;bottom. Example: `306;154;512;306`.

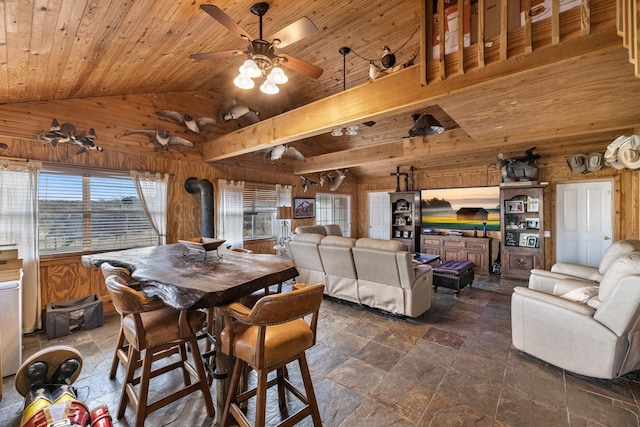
82;243;298;310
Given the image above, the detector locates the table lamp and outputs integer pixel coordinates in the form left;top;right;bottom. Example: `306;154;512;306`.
276;206;293;246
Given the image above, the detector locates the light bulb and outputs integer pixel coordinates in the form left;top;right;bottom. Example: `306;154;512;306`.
239;59;261;78
233;73;254;89
260;80;279;94
267;66;288;84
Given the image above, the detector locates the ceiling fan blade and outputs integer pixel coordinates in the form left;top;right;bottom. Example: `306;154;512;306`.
270;17;317;48
279;54;323;79
200;4;253;41
190;49;245;61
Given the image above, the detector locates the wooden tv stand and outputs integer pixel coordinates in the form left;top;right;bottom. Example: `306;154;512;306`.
420;234;492;274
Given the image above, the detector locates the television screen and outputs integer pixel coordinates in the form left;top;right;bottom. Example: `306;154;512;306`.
421;186;500;231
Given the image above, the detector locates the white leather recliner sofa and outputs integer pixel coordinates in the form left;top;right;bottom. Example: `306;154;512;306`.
512;251;640;379
528;239;640;294
352;238;432;318
287;234;432;317
317;236;359;304
286;233;326;287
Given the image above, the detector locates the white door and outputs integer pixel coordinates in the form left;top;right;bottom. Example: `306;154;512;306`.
368;191;391;239
556;180;613;266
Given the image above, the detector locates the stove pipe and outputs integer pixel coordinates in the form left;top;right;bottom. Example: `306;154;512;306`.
184;177;214;238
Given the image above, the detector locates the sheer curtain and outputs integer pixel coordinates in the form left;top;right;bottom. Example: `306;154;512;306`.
275;184;292;242
218;179;245;248
0;159;41;333
131;171;169;245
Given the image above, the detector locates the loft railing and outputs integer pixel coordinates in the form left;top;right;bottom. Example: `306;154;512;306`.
618;0;640;76
420;0;619;84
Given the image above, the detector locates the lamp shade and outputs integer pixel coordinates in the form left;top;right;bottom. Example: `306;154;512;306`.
260;79;279;94
276;206;293;219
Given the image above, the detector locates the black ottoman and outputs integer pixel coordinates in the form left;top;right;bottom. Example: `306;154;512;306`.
432;260;474;296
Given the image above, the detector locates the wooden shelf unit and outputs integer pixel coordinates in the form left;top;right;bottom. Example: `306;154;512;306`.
500;183;546;279
390;191;421;253
420;234;492;274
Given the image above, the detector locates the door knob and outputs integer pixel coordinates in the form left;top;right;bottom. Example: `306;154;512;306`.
604;236;611;240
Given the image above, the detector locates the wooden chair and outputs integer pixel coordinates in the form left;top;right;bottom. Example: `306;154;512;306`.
104;275;214;427
100;262;166;379
218;283;324;427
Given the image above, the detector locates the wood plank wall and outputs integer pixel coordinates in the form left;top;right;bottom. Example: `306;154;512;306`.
0;90;358;313
1;86;638;316
357;157;639;275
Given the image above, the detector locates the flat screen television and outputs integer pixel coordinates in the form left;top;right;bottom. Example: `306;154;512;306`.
421;186;500;232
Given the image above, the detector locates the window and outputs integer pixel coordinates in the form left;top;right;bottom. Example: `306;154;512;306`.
316;193;351;236
243;182;277;239
38;167;157;254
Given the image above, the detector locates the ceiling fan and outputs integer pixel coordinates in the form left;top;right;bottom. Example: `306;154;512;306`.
190;3;323;93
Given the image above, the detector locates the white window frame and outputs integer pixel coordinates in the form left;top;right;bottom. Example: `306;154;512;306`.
316;193;351;237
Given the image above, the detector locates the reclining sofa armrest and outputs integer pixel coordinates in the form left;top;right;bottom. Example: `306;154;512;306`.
552;278;601;296
513;287;596;316
551;263;602;282
528;269;594;294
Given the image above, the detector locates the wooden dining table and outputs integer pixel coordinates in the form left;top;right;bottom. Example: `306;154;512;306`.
81;243;298;424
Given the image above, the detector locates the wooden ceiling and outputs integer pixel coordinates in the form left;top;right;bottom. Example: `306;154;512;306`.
0;1;638;179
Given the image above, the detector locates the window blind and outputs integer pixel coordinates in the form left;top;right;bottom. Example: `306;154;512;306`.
38;168;157;254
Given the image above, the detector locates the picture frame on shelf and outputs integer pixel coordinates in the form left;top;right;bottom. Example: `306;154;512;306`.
525;218;540;229
506;200;525;213
293;198;315;219
403;231;411;238
505;231;518;246
526;236;539;248
394;230;402;238
527;197;540;212
519;233;538;247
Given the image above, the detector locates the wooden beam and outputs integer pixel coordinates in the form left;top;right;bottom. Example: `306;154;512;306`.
294;127;634;175
203;29;622;163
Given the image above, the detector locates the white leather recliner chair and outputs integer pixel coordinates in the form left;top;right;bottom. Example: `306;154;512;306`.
512;251;640;379
528;239;640;293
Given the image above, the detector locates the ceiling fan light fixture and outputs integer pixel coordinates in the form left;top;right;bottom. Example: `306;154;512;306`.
234;73;255;89
331;128;343;137
267;66;288;84
239;58;261;78
260;79;279;94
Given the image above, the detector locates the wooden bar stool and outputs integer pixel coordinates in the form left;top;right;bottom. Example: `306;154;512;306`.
104;275;214;427
100;262;166;379
218;283;324;427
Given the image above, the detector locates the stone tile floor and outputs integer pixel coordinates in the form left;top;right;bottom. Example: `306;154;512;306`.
2;274;640;426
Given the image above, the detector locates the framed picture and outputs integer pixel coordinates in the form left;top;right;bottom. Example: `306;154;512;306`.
505;231;518;246
505;200;524;213
293;198;315;219
527;198;540;213
519;233;538;247
394;230;402;238
526;236;539;248
403;230;411;238
525;218;539;229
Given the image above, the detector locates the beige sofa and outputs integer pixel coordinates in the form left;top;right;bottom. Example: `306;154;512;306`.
512;251;640;379
294;224;343;236
287;234;432;317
